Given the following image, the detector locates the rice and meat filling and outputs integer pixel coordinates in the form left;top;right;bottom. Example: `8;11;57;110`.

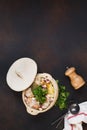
24;75;55;110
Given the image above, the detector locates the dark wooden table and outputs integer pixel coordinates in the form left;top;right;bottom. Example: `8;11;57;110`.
0;0;87;130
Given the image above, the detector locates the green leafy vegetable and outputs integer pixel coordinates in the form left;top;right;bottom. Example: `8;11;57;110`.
55;80;70;110
32;85;48;104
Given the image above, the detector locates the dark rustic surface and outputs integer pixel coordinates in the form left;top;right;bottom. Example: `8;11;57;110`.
0;0;87;130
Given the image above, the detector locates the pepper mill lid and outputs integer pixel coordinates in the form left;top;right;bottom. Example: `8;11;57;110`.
65;67;75;76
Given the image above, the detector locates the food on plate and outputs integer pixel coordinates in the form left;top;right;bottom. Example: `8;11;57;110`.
22;73;58;115
6;57;59;115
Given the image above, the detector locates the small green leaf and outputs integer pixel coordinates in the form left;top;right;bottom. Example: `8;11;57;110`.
55;81;70;110
32;85;48;104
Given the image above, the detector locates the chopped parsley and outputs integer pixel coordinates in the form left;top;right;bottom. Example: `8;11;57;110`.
32;85;48;104
55;80;70;110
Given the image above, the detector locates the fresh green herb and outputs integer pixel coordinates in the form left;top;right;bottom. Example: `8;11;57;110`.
32;85;48;104
55;80;70;110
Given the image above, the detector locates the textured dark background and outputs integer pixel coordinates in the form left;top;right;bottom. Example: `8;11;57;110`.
0;0;87;130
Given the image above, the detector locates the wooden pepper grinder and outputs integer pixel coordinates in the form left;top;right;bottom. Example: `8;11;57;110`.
65;67;85;89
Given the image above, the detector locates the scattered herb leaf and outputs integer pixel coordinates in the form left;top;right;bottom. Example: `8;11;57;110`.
55;80;70;110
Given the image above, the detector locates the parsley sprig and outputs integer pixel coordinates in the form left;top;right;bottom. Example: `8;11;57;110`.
32;85;48;104
55;81;70;110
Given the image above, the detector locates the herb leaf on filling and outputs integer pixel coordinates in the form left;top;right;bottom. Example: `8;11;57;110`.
32;85;48;104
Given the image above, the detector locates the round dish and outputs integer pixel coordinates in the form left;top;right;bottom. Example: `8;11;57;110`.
6;57;37;92
22;73;58;115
